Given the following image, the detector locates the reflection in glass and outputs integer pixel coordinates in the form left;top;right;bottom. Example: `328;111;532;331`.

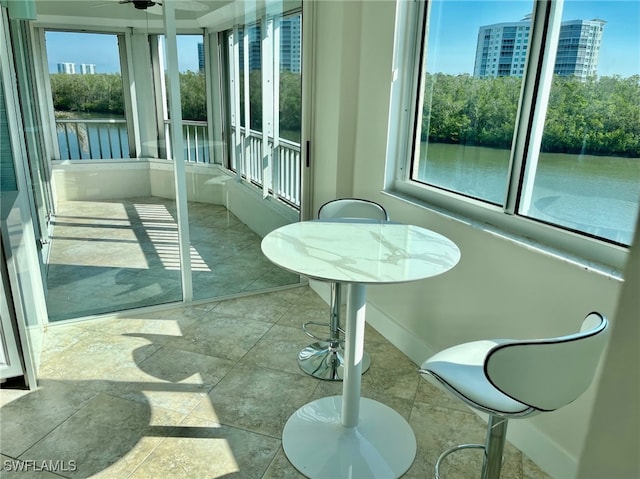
411;0;640;245
520;1;640;245
412;1;533;205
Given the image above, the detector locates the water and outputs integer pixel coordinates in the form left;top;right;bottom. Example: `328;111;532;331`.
416;143;640;245
57;122;129;160
57;122;210;163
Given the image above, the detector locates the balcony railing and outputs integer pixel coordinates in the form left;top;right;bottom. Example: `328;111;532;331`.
55;118;301;207
56;118;129;160
163;120;211;163
232;126;301;207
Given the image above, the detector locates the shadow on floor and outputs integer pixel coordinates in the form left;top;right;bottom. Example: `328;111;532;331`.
46;197;300;321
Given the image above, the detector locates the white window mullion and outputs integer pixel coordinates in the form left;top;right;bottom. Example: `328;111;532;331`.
149;36;167;158
505;0;564;215
230;26;242;177
272;16;281;201
261;16;274;198
163;0;192;301
390;0;426;186
206;31;224;165
243;26;251;181
32;27;60;164
121;28;140;158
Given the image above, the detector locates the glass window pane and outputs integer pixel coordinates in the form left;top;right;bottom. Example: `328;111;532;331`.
412;1;533;205
160;34;208;162
1;76;18;192
519;0;640;245
160;34;206;121
248;23;262;132
279;12;302;143
235;25;262;130
45;31;128;160
177;34;206;122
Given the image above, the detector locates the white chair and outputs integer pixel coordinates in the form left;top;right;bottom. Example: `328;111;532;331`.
419;312;610;479
297;198;390;380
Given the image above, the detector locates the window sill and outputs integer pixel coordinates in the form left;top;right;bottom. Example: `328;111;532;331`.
383;188;628;281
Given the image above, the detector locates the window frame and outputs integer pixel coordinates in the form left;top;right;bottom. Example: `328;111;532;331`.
387;0;631;272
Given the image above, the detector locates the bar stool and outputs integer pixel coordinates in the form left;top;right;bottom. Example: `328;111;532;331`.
418;312;609;478
297;198;389;380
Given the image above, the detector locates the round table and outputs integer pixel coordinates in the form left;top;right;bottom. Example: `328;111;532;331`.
261;219;461;478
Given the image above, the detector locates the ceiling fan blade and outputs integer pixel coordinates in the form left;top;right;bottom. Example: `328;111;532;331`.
94;0;208;12
90;0;126;8
171;0;209;12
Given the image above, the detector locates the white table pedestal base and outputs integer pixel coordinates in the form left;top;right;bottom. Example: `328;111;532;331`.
282;396;417;478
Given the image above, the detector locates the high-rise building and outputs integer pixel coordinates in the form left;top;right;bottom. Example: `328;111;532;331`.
237;25;261;71
555;19;605;79
280;15;301;73
197;42;204;72
80;63;96;74
474;16;605;80
57;62;76;74
236;15;301;73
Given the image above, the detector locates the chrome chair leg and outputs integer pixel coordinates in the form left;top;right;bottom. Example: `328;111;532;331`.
435;444;485;479
298;283;371;380
433;415;508;479
482;415;508;479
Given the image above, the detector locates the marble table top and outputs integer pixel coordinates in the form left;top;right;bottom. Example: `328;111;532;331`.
261;219;461;284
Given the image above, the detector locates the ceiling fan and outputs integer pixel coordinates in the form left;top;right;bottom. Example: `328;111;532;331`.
120;0;159;9
116;0;208;11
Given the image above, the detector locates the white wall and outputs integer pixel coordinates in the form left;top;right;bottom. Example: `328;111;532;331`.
52;160;297;239
310;0;359;206
52;161;151;201
577;210;640;478
310;1;628;477
148;161;298;236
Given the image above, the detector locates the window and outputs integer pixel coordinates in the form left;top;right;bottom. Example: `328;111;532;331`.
1;75;18;192
158;34;209;162
45;31;129;159
279;12;302;144
391;0;640;268
224;10;303;207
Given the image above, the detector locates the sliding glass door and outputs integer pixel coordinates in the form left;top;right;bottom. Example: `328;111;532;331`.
6;0;306;324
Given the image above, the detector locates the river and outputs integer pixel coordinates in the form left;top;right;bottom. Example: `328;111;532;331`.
416;143;640;245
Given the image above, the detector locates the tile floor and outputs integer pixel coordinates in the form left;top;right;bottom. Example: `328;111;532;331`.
1;286;552;479
46;197;300;321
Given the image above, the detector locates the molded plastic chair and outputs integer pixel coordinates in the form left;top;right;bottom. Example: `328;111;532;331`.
419;312;609;479
297;198;389;380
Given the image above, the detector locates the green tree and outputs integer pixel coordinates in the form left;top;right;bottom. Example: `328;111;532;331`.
50;73;125;116
422;73;640;157
178;70;206;121
280;71;302;134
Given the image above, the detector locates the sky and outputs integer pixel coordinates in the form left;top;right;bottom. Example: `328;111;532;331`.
426;0;640;77
46;33;202;73
45;0;640;78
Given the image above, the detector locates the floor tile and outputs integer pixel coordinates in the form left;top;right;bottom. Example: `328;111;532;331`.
0;379;98;458
190;363;318;438
129;415;280;479
47;199;301;321
210;289;298;323
2;285;552;479
239;324;313;376
20;393;183;479
176;315;272;361
262;448;307;479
